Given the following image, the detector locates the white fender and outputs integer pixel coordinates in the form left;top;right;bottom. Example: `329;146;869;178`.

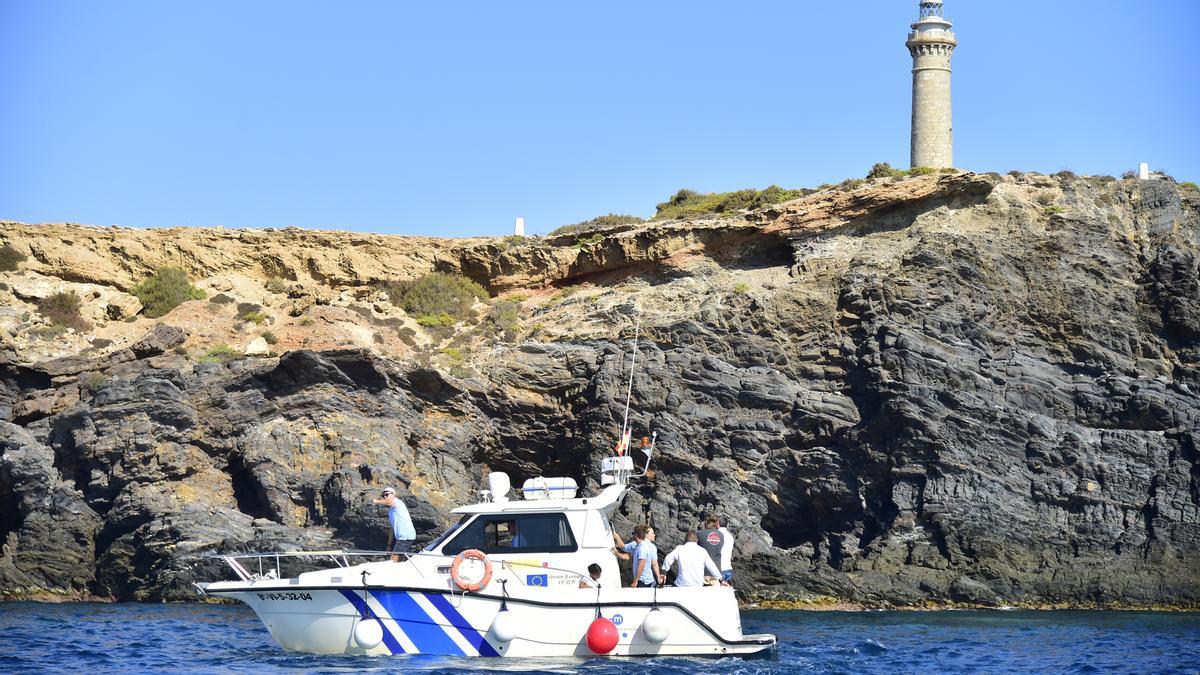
353;618;383;649
490;609;518;643
642;609;670;644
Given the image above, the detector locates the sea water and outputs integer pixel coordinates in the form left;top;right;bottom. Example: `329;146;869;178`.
0;602;1196;673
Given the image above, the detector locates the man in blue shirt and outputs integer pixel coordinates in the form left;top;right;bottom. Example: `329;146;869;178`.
613;524;664;587
373;487;415;561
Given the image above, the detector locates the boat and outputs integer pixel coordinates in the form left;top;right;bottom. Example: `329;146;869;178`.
196;323;776;657
197;450;776;657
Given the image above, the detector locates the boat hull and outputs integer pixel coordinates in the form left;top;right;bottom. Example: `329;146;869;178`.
212;586;775;657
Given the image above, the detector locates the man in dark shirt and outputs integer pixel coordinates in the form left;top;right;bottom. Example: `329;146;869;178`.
696;514;734;583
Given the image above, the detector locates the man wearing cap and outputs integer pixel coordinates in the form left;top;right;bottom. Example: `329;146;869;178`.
373;487;415;561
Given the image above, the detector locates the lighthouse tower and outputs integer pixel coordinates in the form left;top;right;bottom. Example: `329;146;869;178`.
906;0;956;168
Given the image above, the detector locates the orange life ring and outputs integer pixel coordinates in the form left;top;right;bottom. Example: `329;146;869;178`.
450;549;492;591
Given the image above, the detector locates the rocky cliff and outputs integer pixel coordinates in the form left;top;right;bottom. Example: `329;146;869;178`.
2;171;1199;607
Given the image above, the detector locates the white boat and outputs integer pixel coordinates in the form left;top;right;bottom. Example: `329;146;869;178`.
197;452;776;657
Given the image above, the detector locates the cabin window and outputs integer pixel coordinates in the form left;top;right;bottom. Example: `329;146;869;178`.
441;513;577;555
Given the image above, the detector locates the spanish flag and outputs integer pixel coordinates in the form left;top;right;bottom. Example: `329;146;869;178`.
614;429;632;456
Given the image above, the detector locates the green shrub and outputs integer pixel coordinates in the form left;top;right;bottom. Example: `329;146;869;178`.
260;330;278;345
235;303;268;324
867;162;903;179
83;372;107;392
264;278;290;294
499;235;532;249
209;344;240;358
1180;181;1198;191
575;233;606;248
197;344;240;364
486;300;521;340
416;313;456;327
661;188;701;210
0;244;27;272
549;213;645;237
381;272;488;321
38;291;89;329
652;185;811;221
132;267;205;318
863;166;941;179
439;347;471;378
733;282;750;293
30;325;67;340
1043;205;1065;216
549;286;578;303
299;318;314;327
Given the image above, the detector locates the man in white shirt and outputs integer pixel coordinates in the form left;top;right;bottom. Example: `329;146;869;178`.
662;531;723;587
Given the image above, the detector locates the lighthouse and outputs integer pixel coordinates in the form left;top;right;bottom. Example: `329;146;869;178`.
906;0;956;168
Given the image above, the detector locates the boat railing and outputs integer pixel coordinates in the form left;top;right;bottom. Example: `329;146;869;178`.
202;548;600;589
203;549;397;582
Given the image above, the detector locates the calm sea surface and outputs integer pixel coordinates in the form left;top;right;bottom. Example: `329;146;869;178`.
0;603;1196;674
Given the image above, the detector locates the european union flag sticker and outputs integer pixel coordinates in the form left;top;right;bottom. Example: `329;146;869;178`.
526;574;549;587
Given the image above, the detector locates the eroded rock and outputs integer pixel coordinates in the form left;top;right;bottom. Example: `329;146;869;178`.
0;173;1197;606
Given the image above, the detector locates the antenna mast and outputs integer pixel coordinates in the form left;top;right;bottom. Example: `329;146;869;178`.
619;314;640;443
600;312;655;487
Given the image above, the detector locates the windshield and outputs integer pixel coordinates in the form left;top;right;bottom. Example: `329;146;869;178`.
422;515;470;552
442;512;578;556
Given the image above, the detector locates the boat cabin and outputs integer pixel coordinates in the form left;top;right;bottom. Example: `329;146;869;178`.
422;477;628;590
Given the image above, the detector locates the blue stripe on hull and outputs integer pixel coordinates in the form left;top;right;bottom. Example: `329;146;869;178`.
372;591;466;656
337;589;406;655
424;592;501;657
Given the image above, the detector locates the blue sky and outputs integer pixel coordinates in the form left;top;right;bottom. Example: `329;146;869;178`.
2;1;1197;237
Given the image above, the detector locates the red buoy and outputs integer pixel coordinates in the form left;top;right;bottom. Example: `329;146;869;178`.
586;616;619;654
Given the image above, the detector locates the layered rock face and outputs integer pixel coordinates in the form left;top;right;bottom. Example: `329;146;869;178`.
1;172;1198;606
